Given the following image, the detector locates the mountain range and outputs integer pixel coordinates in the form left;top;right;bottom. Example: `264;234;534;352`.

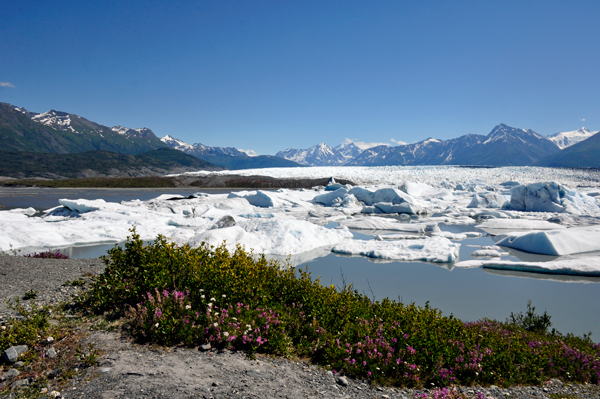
2;101;599;176
160;135;300;170
276;124;600;167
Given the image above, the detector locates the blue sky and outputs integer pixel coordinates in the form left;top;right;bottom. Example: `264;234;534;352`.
1;1;599;155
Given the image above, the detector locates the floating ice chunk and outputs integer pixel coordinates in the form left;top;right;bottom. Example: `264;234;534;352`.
399;181;437;197
189;218;353;256
59;199;106;213
373;202;420;214
471;249;505;257
495;225;600;255
339;217;431;233
375;234;424;240
348;187;425;214
477;219;565;234
228;190;282;208
509;182;600;215
455;256;600;277
331;236;460;263
467;192;509;209
313;188;348;205
431;231;482;240
325;177;346;191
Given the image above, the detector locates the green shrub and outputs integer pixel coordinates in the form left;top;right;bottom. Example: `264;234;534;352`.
506;300;552;334
84;230;600;388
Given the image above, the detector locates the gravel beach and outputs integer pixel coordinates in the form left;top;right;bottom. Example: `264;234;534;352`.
1;254;599;399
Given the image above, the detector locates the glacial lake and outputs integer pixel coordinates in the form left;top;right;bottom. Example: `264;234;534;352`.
2;186;599;340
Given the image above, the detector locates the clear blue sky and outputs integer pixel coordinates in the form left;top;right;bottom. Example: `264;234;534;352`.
1;0;599;154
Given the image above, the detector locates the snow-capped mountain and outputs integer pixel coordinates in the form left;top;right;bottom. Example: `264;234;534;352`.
111;126;159;140
348;124;560;166
161;135;246;157
280;124;560;167
538;130;600;167
161;135;301;170
276;143;347;166
1;102;167;154
548;127;599;149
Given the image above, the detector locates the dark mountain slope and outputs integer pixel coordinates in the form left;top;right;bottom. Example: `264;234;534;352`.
536;132;600;168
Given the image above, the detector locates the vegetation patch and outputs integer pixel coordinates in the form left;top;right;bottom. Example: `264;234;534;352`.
80;230;600;388
24;251;69;260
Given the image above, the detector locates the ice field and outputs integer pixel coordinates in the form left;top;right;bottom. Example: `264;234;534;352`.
2;166;600;277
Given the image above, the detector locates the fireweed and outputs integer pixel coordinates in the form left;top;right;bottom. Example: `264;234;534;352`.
85;230;600;388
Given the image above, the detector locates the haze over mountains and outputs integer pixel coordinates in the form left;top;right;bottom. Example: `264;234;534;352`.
2;101;599;178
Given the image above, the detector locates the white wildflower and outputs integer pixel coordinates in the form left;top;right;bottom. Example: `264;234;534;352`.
155;323;159;328
185;305;191;309
223;332;229;337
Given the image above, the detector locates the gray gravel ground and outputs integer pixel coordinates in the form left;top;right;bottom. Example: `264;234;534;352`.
1;254;599;399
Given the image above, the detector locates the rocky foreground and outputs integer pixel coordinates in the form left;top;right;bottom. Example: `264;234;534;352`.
1;255;599;399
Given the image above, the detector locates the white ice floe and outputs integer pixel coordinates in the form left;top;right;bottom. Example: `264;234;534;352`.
477;219;566;234
331;236;460;263
184;218;353;257
495;225;600;256
470;249;506;257
455;256;600;277
431;231;482;240
509;182;600;216
339;217;433;233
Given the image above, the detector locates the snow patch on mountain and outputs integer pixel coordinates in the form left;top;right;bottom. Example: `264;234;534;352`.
31;110;77;133
548;128;598;149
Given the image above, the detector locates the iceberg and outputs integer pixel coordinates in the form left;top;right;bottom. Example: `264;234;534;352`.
509;182;600;216
467;192;509;209
455;256;600;277
228;190;283;208
331;236;460;263
495;225;600;256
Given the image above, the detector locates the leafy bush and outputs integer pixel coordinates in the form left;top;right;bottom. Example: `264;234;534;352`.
506;300;552;334
84;230;600;388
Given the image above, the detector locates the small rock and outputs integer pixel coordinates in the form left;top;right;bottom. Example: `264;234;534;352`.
47;336;54;343
326;371;333;377
99;367;112;373
337;376;348;386
200;343;212;351
11;378;29;388
3;369;20;379
13;361;24;368
2;345;28;363
48;369;61;379
48;390;62;398
46;347;57;359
